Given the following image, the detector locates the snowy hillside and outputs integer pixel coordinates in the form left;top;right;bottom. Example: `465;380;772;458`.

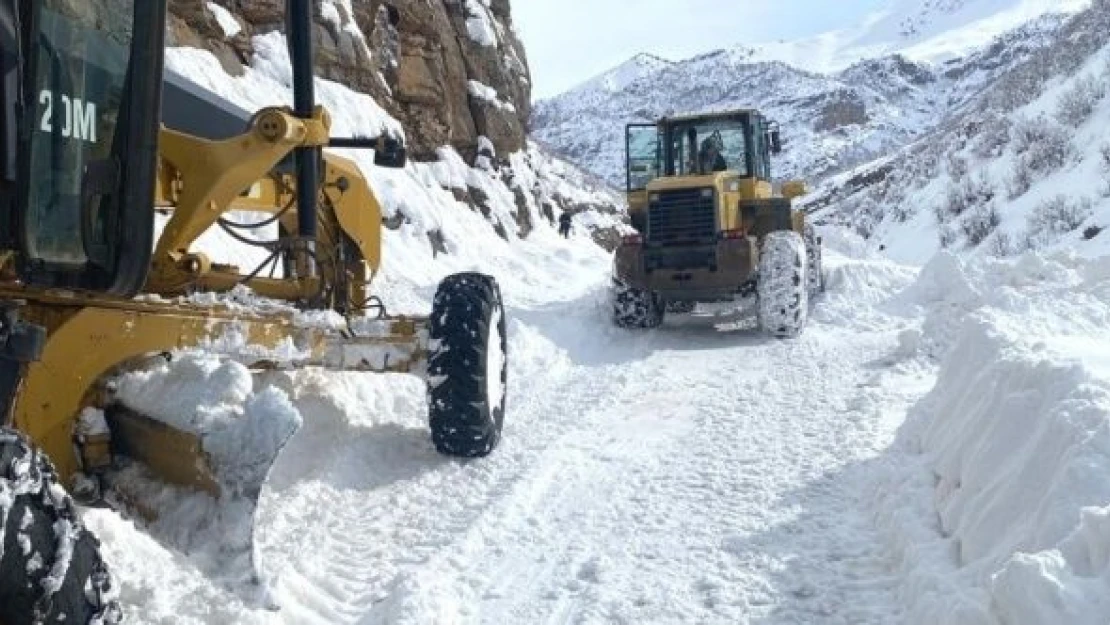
744;0;1090;71
531;0;1084;191
806;0;1110;263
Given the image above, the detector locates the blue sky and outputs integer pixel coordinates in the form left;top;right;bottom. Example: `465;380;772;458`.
514;0;891;98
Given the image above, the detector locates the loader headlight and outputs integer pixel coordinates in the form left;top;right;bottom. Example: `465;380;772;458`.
649;193;661;203
701;188;714;199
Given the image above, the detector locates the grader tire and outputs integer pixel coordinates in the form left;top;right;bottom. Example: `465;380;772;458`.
427;273;507;458
0;429;121;625
757;231;809;339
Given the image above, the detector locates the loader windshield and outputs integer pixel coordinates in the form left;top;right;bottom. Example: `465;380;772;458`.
666;117;751;177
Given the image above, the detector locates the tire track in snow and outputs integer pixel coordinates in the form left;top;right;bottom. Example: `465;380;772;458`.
97;255;929;624
209;290;657;623
357;274;926;623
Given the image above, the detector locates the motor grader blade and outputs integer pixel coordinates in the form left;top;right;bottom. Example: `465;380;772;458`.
102;403;298;593
4;292;430;600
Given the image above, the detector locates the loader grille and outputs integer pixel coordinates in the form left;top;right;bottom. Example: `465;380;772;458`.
647;188;718;247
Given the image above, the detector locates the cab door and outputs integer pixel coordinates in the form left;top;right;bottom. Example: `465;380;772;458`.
15;0;165;295
625;123;659;193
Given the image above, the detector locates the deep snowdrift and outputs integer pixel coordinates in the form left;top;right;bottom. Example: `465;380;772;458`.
876;251;1110;624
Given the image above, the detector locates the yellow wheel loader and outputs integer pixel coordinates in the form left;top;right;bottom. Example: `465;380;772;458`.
613;110;823;336
0;2;508;622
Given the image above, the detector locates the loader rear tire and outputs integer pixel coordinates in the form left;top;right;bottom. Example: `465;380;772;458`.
665;300;696;315
427;273;507;458
804;223;825;296
757;231;809;339
611;282;664;329
0;429;121;625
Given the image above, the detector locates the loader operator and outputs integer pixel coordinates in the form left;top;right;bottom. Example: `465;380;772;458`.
699;136;728;174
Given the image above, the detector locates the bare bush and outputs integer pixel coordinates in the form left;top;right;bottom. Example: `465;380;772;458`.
1006;116;1073;198
961;205;1002;246
945;184;970;217
1100;143;1110;197
987;231;1016;257
1011;115;1071;164
1024;195;1095;247
1056;75;1107;127
973;116;1012;159
938;224;958;249
947;152;969;178
941;174;996;218
1007;157;1034;199
987;49;1056;112
890;204;911;223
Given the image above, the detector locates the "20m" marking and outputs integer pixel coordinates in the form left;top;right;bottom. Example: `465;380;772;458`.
39;90;97;143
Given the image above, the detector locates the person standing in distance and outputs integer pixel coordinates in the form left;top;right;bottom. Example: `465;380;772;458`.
559;211;572;238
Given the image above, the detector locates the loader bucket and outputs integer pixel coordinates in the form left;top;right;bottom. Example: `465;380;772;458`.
99;371;302;603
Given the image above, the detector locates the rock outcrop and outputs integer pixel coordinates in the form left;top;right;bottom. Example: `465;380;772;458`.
167;0;532;162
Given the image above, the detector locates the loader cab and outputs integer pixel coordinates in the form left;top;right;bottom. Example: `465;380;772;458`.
625;110;778;194
0;0;166;296
624;110;780;233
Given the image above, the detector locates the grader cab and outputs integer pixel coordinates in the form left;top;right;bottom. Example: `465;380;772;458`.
0;2;507;622
612;109;823;335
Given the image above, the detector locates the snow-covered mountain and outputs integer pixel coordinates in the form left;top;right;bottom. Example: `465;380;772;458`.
571;53;675;94
531;0;1085;190
805;0;1110;263
742;0;1090;71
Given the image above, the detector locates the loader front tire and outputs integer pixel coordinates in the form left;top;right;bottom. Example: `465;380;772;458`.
427;273;507;457
611;281;664;329
757;231;809;339
0;429;121;625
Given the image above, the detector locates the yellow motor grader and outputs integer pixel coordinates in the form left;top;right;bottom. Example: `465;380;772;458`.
613;109;822;336
0;2;508;623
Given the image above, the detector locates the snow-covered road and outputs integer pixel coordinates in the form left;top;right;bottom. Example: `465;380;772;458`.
78;234;1110;625
85;247;951;624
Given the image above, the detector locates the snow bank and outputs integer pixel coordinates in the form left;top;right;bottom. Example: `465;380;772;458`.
875;251;1110;623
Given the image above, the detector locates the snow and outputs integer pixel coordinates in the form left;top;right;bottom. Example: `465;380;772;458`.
740;0;1090;72
205;2;241;39
486;306;505;410
872;251;1110;624
77;407;111;437
40;7;1110;625
464;0;499;48
318;0;373;60
467;80;516;113
805;2;1110;262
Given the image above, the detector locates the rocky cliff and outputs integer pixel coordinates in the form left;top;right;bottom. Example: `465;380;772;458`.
167;0;532;162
